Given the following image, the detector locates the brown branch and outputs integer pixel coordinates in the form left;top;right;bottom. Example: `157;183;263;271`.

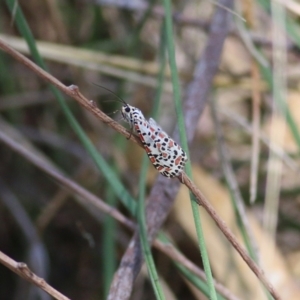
0;17;280;299
0;37;141;147
180;173;280;299
0;124;238;300
0;251;70;300
0;123;135;231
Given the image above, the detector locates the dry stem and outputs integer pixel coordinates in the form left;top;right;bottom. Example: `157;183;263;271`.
0;251;70;300
0;38;281;299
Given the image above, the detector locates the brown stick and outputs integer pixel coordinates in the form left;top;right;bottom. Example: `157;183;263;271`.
0;37;281;299
181;173;280;299
0;251;70;300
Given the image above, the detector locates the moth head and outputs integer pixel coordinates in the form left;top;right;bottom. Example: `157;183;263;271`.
121;104;133;123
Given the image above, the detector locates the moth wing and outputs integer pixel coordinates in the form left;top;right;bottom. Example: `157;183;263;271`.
148;118;162;132
134;119;154;145
147;118;188;177
137;117;162;145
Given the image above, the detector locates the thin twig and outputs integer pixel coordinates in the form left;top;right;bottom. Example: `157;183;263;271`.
0;36;281;299
153;240;240;300
0;123;135;231
0;38;140;146
0;180;49;299
210;96;259;259
180;173;280;299
0;251;70;300
220;107;298;172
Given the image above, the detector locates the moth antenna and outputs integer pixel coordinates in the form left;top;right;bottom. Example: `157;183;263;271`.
106;110;120;117
92;83;127;105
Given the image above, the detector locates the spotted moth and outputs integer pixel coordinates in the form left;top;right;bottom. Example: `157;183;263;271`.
121;102;188;178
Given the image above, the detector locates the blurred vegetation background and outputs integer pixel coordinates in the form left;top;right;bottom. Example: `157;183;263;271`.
0;0;300;299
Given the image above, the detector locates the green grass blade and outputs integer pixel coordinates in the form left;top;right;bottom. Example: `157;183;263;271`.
102;155;120;298
5;0;137;216
157;233;229;299
175;263;225;300
137;24;167;300
162;0;218;299
138;155;166;300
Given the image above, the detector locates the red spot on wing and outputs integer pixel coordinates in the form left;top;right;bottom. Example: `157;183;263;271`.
168;140;174;148
149;156;156;163
138;133;146;144
122;105;187;177
175;156;182;165
144;146;152;154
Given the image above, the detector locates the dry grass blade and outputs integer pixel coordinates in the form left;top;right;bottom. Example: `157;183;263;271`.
0;34;173;91
250;62;262;204
263;0;288;241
